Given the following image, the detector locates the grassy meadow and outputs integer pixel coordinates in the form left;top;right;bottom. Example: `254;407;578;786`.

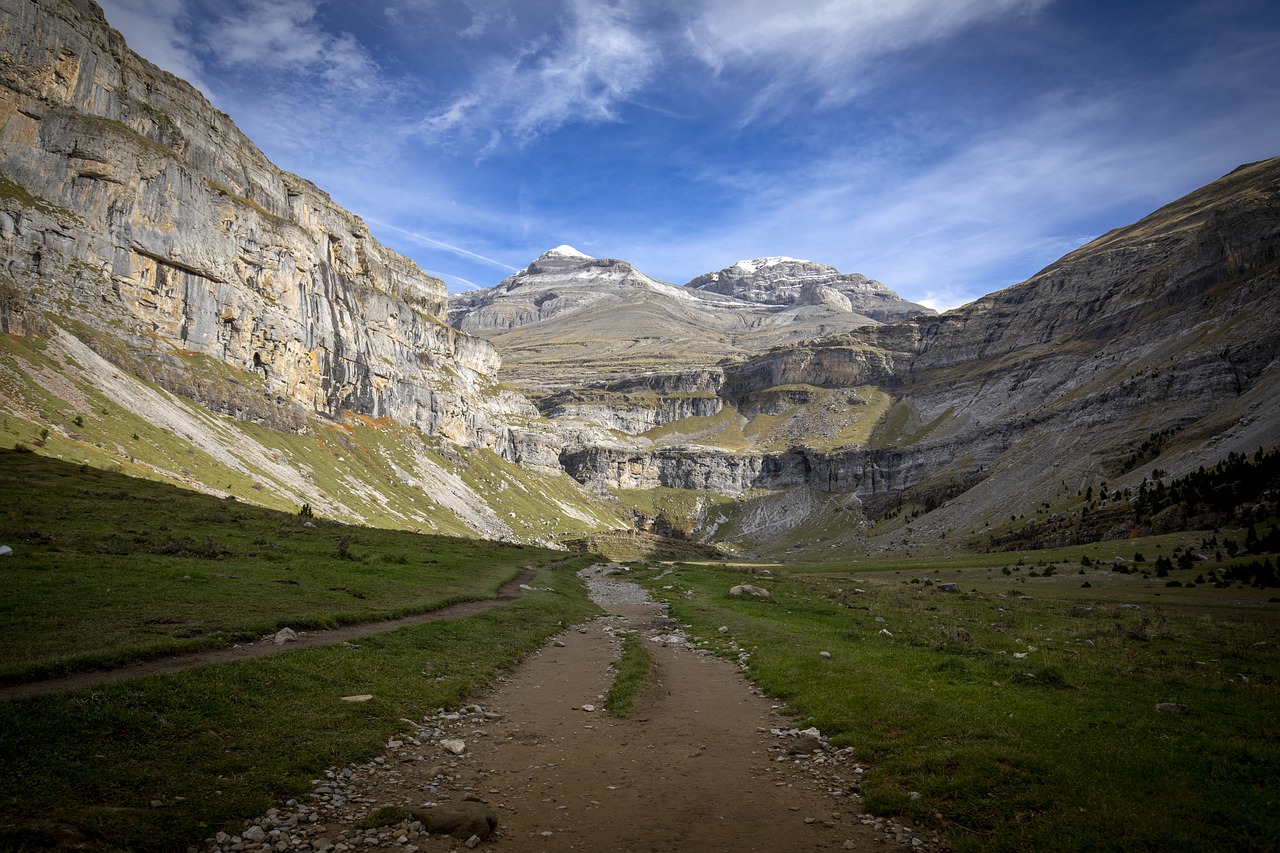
638;553;1280;851
2;447;1277;851
0;449;601;850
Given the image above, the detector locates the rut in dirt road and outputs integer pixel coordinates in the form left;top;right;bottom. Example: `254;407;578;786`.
203;565;944;852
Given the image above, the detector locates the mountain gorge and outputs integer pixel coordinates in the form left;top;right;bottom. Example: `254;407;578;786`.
2;0;1277;559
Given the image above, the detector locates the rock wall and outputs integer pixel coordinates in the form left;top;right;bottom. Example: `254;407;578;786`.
0;0;539;454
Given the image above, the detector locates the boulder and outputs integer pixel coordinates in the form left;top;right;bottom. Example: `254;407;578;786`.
729;584;770;598
411;803;498;840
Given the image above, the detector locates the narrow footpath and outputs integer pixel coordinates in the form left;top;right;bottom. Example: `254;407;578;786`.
204;566;943;852
0;567;541;702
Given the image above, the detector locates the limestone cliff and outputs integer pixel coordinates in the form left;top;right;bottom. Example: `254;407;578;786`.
0;0;535;454
545;159;1280;553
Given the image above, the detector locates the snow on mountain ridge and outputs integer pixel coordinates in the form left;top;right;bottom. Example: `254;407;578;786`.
729;256;807;274
542;244;593;260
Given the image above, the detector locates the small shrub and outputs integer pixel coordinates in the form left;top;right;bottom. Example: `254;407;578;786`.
13;442;33;453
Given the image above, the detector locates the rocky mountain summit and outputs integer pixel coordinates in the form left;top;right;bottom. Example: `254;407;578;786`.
686;256;930;323
1;0;1276;557
446;246;914;396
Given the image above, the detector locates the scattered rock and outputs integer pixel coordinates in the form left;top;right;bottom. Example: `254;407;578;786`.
718;626;729;634
1118;604;1141;610
0;545;12;557
271;627;298;644
819;651;831;659
340;694;373;702
729;584;770;598
909;792;923;801
878;629;893;636
440;738;467;755
410;803;497;840
788;735;824;755
242;825;266;843
1155;702;1188;714
936;582;959;592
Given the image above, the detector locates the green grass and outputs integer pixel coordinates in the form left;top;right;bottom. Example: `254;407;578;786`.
0;561;599;852
604;631;652;716
0;449;571;681
638;562;1280;852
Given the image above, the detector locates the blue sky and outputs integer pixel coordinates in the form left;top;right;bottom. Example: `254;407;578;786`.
97;0;1280;311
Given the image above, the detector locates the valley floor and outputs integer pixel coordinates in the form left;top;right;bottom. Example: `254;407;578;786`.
200;568;940;852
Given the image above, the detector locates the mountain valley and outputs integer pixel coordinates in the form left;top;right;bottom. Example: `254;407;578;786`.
1;0;1277;562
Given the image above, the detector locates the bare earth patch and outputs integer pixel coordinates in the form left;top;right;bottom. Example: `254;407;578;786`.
206;568;943;851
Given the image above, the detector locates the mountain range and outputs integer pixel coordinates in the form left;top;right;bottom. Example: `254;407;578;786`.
1;0;1277;559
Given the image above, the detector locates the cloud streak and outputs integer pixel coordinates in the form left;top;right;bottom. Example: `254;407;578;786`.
686;0;1050;117
419;0;661;146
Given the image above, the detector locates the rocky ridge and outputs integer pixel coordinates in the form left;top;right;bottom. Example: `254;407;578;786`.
686;256;931;323
446;246;901;396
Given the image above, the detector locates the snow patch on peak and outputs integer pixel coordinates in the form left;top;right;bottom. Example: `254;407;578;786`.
542;244;593;260
730;256;806;274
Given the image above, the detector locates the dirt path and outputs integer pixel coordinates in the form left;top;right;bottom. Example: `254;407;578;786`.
0;566;541;702
202;567;942;852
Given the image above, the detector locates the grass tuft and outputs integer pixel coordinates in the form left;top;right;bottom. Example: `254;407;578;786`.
604;631;652;716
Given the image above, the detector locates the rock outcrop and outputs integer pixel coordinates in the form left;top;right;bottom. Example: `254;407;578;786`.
686;256;931;323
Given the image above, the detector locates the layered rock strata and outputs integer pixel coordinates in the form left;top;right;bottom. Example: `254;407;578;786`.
0;0;539;457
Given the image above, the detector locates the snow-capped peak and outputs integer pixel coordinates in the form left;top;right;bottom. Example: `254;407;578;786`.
729;256;805;274
541;244;593;260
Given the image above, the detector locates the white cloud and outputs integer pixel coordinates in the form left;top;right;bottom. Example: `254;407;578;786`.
204;0;381;94
97;0;209;92
420;0;661;146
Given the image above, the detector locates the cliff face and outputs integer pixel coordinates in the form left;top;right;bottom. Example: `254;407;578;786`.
538;159;1280;557
0;0;535;452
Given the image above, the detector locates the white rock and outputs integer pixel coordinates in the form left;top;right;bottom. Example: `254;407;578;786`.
441;739;467;755
581;704;596;712
272;627;298;644
0;545;12;556
340;694;373;702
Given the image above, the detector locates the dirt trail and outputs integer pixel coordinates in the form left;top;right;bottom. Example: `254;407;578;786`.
213;568;942;852
0;566;541;702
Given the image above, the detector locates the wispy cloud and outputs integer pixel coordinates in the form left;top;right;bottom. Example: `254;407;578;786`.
367;219;520;272
686;0;1049;119
419;0;661;146
203;0;381;95
97;0;209;92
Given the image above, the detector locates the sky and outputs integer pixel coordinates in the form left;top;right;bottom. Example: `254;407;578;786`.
97;0;1280;312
